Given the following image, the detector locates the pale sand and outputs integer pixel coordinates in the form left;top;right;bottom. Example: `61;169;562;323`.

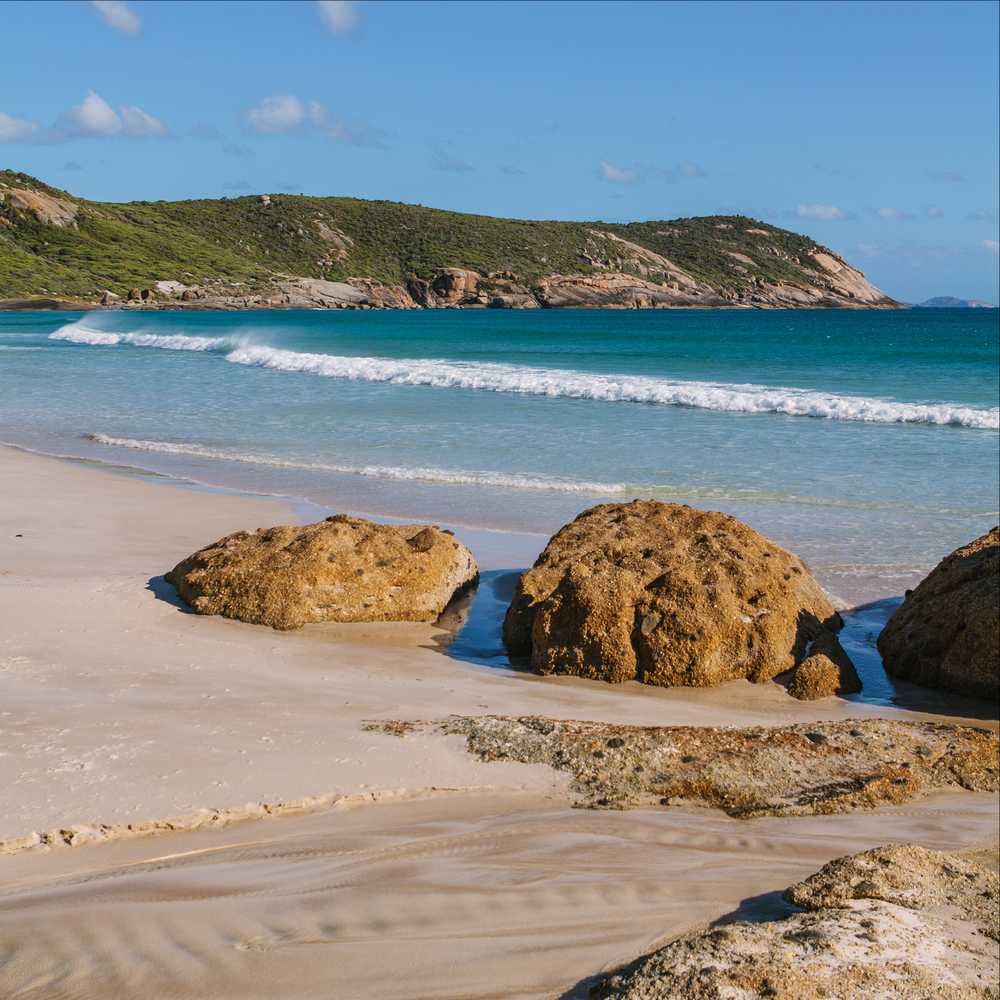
1;444;997;999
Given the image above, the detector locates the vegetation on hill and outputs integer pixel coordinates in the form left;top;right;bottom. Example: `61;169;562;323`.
0;169;870;303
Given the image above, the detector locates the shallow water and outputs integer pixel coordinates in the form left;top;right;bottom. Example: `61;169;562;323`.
1;307;996;603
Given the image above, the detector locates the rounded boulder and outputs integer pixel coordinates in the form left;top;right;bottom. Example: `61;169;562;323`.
503;501;843;687
166;515;478;630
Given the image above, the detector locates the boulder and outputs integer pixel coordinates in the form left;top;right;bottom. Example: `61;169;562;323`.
877;528;999;699
592;845;999;1000
430;267;480;303
788;630;862;700
166;515;478;630
504;501;844;687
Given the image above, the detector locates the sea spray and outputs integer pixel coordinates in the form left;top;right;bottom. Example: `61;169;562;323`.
49;318;237;352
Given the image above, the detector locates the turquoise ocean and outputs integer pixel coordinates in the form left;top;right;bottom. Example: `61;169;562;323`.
1;307;997;608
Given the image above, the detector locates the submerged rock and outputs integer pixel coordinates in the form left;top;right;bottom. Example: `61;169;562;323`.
166;515;477;629
591;844;999;1000
503;501;845;688
878;527;999;700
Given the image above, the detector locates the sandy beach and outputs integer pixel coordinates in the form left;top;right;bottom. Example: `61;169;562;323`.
0;443;996;999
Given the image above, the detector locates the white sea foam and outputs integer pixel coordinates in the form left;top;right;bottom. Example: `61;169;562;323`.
47;319;999;430
224;345;1000;430
48;319;233;352
83;433;626;494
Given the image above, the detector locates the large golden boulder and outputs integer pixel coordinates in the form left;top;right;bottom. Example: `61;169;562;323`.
878;527;999;700
166;515;477;630
503;501;843;688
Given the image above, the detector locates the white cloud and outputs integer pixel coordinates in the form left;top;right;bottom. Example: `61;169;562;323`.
600;160;640;184
307;99;385;146
983;240;999;256
317;0;359;33
0;91;167;143
0;111;39;141
120;105;168;137
63;90;122;136
246;95;384;146
796;203;845;220
877;206;902;219
247;95;306;133
91;0;141;36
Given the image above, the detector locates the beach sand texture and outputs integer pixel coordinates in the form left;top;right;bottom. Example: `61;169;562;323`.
1;445;997;999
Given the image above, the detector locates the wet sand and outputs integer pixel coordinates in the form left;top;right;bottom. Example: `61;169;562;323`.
1;444;996;999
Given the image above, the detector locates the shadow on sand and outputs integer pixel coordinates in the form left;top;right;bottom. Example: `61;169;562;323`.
145;574;191;613
554;889;802;999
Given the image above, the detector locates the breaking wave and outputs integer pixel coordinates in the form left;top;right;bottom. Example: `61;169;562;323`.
225;345;1000;430
82;433;626;494
49;319;234;352
48;319;999;430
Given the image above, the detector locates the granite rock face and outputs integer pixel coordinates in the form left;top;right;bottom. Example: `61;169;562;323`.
878;527;999;700
166;515;478;629
592;845;999;1000
503;501;844;688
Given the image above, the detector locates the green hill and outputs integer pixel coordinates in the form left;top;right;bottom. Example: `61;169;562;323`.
0;170;897;309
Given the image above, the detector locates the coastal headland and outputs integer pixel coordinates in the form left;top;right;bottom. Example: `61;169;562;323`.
0;170;900;311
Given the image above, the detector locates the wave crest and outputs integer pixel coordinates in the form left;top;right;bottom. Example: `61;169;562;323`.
49;319;234;353
47;319;999;430
225;345;1000;430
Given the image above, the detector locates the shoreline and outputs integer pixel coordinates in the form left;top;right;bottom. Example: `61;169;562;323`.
2;441;996;840
1;442;996;999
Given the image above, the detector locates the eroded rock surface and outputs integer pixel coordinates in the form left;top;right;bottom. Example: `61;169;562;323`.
878;528;999;701
788;630;863;701
369;715;999;817
590;845;999;1000
166;515;477;629
503;501;845;689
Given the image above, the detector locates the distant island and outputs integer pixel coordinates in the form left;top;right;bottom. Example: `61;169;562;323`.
913;296;997;309
0;169;899;311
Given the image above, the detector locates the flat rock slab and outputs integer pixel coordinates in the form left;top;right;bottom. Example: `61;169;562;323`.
369;715;999;817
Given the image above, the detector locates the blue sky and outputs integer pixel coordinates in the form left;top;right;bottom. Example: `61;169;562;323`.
1;0;998;302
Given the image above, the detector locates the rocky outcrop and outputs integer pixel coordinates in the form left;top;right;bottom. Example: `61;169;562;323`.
430;267;481;304
878;528;999;700
274;277;369;308
535;272;727;308
503;501;846;689
369;715;1000;816
2;187;79;228
590;845;999;1000
166;515;478;630
788;630;863;700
